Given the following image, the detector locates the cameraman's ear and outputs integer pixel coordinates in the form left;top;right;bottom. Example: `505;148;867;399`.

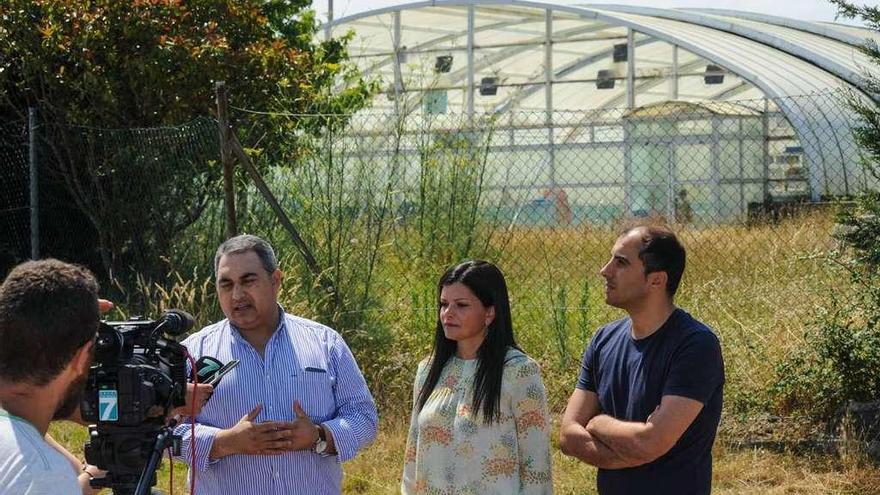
71;339;95;376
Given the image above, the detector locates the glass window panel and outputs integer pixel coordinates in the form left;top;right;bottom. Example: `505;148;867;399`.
675;143;711;181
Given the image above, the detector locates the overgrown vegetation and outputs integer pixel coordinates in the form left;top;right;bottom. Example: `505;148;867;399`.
770;0;880;426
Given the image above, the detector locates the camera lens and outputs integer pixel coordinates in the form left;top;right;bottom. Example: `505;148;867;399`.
94;323;123;361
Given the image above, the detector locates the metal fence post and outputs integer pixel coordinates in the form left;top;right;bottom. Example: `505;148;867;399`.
545;9;557;195
28;107;39;260
216;81;238;239
762;97;770;205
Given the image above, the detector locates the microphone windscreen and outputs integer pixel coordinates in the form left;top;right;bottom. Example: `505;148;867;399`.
163;309;196;336
194;355;224;382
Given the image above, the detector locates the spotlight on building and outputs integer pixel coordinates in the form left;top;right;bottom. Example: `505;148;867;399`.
435;55;453;73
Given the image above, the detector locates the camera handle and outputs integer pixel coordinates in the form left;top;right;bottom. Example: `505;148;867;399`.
133;425;180;495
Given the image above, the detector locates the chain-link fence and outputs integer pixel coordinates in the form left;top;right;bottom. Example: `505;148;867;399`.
0;118;31;270
221;92;864;282
0;116;222;283
212;93;867;429
0;93;873;441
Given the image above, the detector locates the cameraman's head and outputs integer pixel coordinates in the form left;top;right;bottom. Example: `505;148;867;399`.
0;259;100;426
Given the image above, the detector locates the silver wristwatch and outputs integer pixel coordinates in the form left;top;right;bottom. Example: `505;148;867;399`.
313;425;329;456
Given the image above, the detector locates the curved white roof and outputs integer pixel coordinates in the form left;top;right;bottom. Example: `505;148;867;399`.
328;0;880;197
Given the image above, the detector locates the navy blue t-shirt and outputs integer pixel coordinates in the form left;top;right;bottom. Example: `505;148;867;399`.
576;308;724;495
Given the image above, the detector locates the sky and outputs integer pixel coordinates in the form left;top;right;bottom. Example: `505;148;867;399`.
314;0;880;26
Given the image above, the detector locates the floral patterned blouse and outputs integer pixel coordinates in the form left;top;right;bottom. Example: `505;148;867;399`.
401;348;553;495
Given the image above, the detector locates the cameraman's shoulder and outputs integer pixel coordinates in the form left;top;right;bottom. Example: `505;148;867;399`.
0;421;79;494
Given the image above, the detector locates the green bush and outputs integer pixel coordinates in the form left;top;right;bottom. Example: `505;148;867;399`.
770;155;880;423
773;289;880;420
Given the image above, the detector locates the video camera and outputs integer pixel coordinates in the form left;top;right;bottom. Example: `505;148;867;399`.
80;310;193;495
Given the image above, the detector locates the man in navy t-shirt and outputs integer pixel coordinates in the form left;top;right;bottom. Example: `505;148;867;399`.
559;225;724;495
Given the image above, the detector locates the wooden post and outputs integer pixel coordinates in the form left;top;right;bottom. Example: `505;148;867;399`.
216;81;237;239
227;134;327;291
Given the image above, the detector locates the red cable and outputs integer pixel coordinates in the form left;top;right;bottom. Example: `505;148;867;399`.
184;350;198;495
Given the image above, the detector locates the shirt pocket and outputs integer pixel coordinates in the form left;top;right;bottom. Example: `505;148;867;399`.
290;371;337;423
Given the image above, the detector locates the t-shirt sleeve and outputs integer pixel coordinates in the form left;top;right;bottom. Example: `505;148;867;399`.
575;337;599;391
20;470;80;495
663;330;724;404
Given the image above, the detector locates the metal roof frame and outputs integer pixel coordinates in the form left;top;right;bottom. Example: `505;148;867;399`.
328;0;880;199
593;4;870;92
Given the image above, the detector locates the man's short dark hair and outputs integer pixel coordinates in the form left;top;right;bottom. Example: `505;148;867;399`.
214;234;278;277
623;224;687;297
0;259;99;385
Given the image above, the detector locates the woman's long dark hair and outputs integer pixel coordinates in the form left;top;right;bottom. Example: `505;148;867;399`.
416;260;519;424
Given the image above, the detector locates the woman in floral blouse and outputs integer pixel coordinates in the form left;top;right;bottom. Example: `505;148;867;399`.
401;260;553;494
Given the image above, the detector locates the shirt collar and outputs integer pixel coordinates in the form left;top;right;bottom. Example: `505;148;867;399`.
227;305;287;347
0;407;39;435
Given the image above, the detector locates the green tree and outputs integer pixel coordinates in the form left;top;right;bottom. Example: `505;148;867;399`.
828;2;880;269
0;0;373;280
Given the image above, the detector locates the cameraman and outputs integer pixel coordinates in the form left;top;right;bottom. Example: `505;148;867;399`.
0;259;212;495
0;259;102;495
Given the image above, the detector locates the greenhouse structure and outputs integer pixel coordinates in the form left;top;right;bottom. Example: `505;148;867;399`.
324;1;880;225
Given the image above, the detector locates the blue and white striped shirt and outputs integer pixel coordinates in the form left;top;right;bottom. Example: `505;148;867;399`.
173;310;378;495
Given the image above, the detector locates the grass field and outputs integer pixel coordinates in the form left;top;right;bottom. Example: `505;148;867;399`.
52;418;880;494
51;211;880;493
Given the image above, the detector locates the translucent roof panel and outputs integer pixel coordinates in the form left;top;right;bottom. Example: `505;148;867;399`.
327;1;880;199
596;5;872;90
685;8;880;46
818;21;880;44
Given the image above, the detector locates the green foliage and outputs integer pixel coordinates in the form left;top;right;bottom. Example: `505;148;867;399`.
50;119;222;284
550;284;570;366
414;134;484;261
0;0;373;281
545;279;593;369
835;190;880;269
773;286;880;420
230;120;399;357
0;0;368;125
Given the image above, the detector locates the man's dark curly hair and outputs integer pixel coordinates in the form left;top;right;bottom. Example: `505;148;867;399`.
0;259;99;385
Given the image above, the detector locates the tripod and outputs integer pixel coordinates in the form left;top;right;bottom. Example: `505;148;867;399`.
86;424;180;495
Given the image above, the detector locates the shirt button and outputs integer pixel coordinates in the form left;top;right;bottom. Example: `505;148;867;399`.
274;471;280;478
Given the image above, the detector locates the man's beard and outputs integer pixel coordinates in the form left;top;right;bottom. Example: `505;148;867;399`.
53;371;87;420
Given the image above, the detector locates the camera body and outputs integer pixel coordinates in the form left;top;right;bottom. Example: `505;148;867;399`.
81;311;192;494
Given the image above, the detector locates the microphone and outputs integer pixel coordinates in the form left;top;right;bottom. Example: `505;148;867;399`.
193;355;240;387
154;309;195;337
194;356;223;382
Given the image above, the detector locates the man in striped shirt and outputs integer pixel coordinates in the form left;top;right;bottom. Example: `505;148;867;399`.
174;234;378;495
